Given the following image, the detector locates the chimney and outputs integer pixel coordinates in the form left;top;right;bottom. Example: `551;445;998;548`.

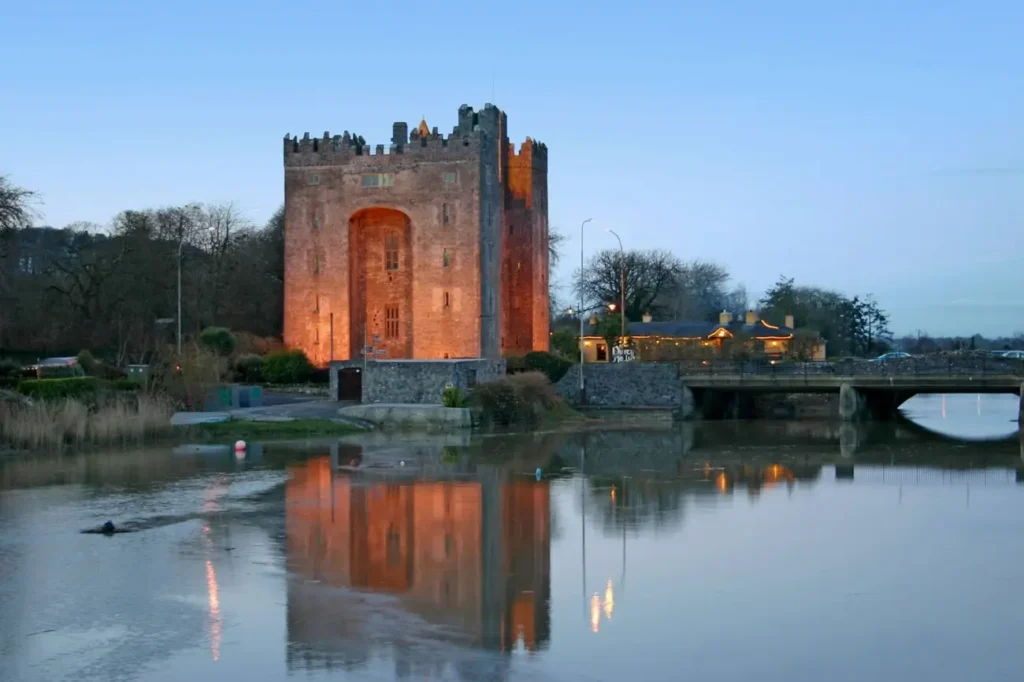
745;310;758;325
719;310;733;325
642;312;653;323
785;314;795;329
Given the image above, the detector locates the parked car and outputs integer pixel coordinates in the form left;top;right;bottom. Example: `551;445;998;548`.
999;350;1024;359
871;352;912;362
26;356;79;371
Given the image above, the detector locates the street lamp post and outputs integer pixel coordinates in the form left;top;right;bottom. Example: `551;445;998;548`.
176;206;207;355
607;229;625;342
579;218;593;399
177;231;185;355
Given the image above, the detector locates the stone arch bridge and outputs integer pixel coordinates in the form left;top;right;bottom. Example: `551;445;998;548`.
557;356;1024;422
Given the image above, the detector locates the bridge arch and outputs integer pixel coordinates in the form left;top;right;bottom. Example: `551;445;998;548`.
348;207;413;360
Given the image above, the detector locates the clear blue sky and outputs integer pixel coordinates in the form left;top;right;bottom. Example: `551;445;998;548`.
2;1;1022;337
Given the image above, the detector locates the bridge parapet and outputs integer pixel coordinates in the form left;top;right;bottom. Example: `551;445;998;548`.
678;355;1024;378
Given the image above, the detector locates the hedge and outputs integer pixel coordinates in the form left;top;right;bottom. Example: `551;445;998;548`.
37;364;86;379
199;327;237;357
263;349;313;384
507;351;572;384
18;377;102;401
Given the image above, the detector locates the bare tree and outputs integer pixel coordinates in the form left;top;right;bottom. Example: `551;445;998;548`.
575;249;683;320
662;260;732;321
0;175;38;233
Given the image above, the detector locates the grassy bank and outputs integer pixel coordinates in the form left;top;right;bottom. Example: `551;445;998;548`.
192;419;364;442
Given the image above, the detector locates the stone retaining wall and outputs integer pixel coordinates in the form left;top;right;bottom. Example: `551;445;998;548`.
330;358;506;404
555;363;682;408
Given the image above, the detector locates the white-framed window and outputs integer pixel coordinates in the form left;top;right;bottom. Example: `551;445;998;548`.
385;306;399;339
362;172;394;187
385;232;399;271
308;174;320;186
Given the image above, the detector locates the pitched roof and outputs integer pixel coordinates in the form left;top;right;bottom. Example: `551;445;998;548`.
583;319;796;338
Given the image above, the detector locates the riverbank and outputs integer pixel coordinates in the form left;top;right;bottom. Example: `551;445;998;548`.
191;418;364;442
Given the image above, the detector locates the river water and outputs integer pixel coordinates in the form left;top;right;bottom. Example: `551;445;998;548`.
1;395;1021;682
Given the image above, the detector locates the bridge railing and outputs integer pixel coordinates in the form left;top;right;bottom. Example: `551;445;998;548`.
677;355;1024;378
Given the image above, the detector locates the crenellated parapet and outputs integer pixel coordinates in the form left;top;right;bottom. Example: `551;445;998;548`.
508;137;548;171
283;103;507;168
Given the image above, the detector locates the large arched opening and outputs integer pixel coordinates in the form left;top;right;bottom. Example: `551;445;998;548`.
349;208;413;360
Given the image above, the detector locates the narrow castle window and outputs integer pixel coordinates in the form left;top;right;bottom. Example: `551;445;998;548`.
313;251;321;274
443;291;450;309
442;203;450;225
385;306;399;339
386;525;400;566
442;171;457;184
442;248;450;268
314;295;320;313
384;232;399;270
509;224;514;235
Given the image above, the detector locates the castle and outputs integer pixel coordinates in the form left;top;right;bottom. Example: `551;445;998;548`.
283;103;549;365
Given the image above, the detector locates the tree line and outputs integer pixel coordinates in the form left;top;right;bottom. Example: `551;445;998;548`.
571;249;895;358
2;173;919;362
1;175;284;362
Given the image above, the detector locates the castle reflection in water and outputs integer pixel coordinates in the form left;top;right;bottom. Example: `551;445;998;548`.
284;448;550;674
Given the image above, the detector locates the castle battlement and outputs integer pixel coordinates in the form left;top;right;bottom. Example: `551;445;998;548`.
283;103;526;168
283;130;482;167
508;138;548;170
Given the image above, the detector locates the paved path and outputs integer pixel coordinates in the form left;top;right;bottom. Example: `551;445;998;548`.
172;399;371;429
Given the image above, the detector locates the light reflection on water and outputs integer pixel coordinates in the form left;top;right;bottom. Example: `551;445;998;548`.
900;393;1019;440
0;395;1021;682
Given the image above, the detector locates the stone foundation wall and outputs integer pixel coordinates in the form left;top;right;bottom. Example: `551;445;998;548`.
555;363;682;407
331;358;506;404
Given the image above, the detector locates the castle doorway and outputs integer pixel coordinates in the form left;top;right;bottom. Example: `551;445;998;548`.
349;208;413;360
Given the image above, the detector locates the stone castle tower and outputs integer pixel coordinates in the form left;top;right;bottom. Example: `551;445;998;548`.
283;103;549;364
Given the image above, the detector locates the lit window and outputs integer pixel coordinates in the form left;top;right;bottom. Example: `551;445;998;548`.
385;306;399;339
442;203;450;225
384;232;399;270
442;248;450;268
442;171;457;184
308;174;320;186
